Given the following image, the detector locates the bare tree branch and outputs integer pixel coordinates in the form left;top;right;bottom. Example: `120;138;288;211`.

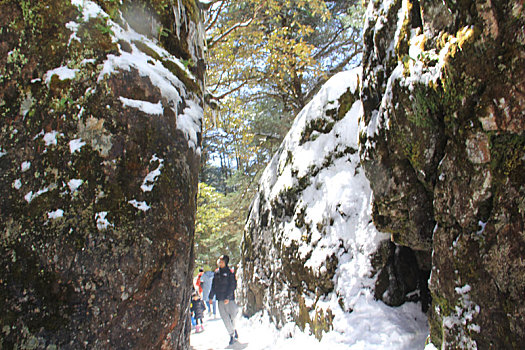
304;51;360;103
253;132;282;140
205;0;226;32
211;69;227;93
212;79;252;100
312;25;346;60
208;17;255;49
206;4;263;49
199;0;224;11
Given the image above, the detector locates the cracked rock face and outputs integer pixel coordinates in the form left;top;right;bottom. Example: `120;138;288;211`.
0;1;205;348
360;0;525;347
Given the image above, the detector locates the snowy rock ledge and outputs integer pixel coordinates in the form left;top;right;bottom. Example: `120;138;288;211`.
239;68;429;348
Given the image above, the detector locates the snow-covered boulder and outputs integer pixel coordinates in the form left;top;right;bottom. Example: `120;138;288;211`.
360;0;525;348
238;68;429;345
0;1;204;348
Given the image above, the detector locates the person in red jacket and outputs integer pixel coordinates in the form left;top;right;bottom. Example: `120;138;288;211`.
194;268;204;296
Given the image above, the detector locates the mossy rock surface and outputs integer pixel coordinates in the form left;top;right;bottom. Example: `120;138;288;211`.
238;69;429;339
239;72;364;335
360;0;525;347
0;0;205;348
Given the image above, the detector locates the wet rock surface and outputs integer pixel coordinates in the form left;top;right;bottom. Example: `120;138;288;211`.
361;0;525;347
0;1;205;348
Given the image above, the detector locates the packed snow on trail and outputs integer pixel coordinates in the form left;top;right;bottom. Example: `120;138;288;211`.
190;305;429;350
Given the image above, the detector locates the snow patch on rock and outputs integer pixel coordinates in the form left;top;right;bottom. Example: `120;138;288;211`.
178;100;203;152
119;97;164;115
128;199;151;212
440;284;481;348
48;209;64;219
68;179;84;193
25;187;50;203
44;66;79;86
72;0;106;21
21;161;31;172
69;138;86;154
141;155;164;192
13;179;22;190
43;131;60;146
65;21;81;44
95;211;113;230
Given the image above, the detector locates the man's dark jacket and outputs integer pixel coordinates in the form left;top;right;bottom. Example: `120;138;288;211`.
209;267;236;301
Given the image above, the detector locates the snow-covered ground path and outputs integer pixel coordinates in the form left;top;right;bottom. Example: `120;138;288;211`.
190;299;430;350
190;315;227;350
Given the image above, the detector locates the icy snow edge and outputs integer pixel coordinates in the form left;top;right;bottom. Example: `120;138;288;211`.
66;0;204;152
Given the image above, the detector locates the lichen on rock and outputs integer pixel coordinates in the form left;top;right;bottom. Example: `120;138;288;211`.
0;0;205;348
238;69;429;342
360;0;525;347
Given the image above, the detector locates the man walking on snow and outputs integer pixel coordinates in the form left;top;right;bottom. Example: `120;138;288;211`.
209;254;239;346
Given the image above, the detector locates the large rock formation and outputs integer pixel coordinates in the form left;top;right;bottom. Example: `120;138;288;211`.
239;69;429;346
361;0;524;348
0;0;205;348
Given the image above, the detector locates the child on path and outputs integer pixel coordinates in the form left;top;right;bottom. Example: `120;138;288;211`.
191;291;206;333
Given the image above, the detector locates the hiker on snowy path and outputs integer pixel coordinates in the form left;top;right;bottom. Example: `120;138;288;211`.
201;270;217;317
209;254;239;346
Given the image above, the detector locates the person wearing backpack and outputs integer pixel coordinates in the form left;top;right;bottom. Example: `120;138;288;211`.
209;254;239;346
